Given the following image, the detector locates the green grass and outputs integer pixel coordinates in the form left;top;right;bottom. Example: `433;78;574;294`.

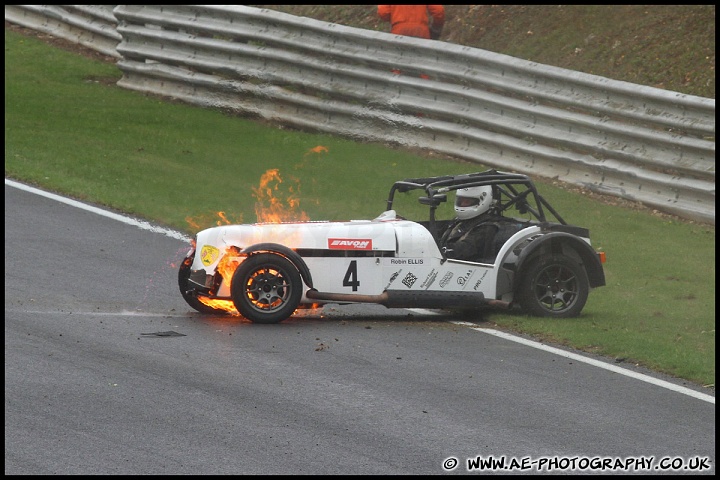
4;28;715;388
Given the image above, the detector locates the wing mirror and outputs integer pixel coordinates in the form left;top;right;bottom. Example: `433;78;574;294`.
418;194;447;206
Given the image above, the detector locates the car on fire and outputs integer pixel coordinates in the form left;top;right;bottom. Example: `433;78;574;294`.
179;169;606;323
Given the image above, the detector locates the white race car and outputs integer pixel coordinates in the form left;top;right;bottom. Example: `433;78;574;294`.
179;170;606;323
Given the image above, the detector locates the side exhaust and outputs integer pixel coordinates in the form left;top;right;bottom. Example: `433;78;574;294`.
306;289;510;309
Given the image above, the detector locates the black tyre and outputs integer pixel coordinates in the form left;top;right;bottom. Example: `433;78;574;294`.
231;253;302;324
516;255;589;318
178;254;226;315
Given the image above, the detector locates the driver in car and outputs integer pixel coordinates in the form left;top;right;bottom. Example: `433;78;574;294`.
440;185;521;263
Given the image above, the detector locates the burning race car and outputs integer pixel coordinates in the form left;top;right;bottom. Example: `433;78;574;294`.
179;170;606;323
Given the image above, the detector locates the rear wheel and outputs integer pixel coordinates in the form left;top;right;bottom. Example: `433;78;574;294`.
178;253;226;315
516;255;589;318
231;253;302;324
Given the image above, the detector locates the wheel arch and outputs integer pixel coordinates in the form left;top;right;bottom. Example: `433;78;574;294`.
514;232;605;290
240;242;314;289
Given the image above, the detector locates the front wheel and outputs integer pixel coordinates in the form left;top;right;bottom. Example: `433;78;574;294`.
231;253;303;324
516;255;589;318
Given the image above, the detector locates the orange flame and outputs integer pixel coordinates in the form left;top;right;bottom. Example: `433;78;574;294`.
216;246;241;286
296;145;329;170
252;168;310;223
185;165;315;231
198;297;238;315
307;145;329;155
196;245;242;315
187;167;313;317
185;211;242;232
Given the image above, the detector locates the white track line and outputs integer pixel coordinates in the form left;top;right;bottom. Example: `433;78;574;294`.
6;309;193;318
452;321;714;405
410;307;714;403
5;179;191;242
8;179;714;404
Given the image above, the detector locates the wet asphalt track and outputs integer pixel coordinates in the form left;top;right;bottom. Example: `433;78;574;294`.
4;181;715;475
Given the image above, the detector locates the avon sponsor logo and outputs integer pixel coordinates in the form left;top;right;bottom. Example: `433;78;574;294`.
328;238;373;250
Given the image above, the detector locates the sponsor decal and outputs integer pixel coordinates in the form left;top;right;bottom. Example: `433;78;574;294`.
457;269;475;288
421;269;438;289
200;245;220;267
439;272;454;288
473;270;489;291
385;270;402;290
402;272;418;289
328;238;373;250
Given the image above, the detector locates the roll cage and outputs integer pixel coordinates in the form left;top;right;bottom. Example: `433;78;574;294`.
385;169;569;244
387;169;566;223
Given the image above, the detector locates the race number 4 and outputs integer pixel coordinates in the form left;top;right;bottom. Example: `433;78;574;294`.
343;260;360;291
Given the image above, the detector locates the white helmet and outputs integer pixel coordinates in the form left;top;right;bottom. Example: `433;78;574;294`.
454;185;493;220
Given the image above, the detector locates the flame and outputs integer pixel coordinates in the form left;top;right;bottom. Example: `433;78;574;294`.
252;168;309;223
216;211;232;225
196;246;242;315
216;246;242;286
307;145;328;155
296;145;329;170
185;215;202;232
198;297;238;315
185;165;316;231
187;167;314;318
186;211;242;232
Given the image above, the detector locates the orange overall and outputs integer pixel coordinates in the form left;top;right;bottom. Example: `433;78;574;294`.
377;5;445;39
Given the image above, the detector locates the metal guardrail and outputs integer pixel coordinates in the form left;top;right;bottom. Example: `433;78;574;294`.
5;4;121;58
6;5;715;224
